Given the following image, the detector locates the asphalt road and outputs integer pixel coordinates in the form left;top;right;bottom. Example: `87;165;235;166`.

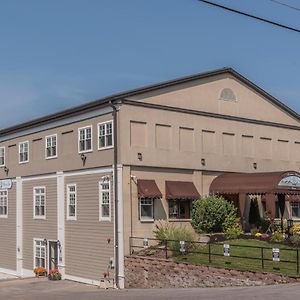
1;278;300;300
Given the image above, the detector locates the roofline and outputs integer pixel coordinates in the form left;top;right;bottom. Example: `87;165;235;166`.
0;67;299;137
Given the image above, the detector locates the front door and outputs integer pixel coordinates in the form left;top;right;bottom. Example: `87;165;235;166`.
48;241;58;271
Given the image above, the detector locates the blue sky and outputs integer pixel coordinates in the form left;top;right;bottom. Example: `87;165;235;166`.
0;0;300;128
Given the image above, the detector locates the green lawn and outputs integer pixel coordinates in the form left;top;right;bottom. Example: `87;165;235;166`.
175;239;300;276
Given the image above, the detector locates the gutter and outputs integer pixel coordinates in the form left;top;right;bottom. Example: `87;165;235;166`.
111;101;120;289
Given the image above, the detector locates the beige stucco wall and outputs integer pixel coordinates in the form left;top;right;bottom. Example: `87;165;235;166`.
0;185;16;271
129;73;299;126
122;166;202;255
119;105;300;173
65;173;114;281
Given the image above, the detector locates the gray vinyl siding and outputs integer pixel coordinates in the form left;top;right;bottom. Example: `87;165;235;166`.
0;185;16;271
22;178;57;270
65;173;114;280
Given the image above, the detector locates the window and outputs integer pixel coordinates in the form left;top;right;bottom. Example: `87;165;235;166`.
0;190;8;217
45;134;57;159
291;202;300;218
67;184;77;220
98;121;113;149
0;147;5;166
78;126;92;153
168;200;192;219
34;240;46;268
99;179;111;221
34;187;46;219
140;198;154;221
19;141;29;163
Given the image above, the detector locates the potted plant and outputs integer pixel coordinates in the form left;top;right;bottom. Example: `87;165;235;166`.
33;267;47;277
48;269;62;281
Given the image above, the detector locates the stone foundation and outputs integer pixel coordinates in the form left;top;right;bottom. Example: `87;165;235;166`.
125;256;300;288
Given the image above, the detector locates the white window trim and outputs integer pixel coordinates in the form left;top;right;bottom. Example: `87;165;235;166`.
66;184;77;221
78;125;93;154
0;147;5;167
290;201;300;219
99;179;111;222
0;189;8;218
33;238;46;269
45;134;58;160
19;141;29;164
139;198;154;222
97;120;114;151
33;186;46;220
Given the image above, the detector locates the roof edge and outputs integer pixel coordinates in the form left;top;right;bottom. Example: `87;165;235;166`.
0;67;299;137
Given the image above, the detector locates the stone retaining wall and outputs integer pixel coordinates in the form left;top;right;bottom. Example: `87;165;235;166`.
125;256;300;288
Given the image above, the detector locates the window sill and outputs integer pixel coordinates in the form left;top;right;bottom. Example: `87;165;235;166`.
168;218;191;222
99;218;111;222
19;161;29;164
98;146;114;151
45;156;58;160
33;216;46;220
140;219;154;223
0;215;8;219
78;149;93;154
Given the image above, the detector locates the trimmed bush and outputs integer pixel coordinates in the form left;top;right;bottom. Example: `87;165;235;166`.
191;195;238;233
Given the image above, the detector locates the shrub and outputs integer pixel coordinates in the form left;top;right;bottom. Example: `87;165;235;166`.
224;224;243;239
191;195;238;233
290;234;300;246
270;231;285;242
291;225;300;235
153;220;197;252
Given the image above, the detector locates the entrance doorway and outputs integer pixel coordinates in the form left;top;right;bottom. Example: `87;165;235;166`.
48;241;58;271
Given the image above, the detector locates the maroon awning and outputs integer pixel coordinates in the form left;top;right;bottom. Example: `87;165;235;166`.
166;181;200;200
210;171;300;195
137;179;162;198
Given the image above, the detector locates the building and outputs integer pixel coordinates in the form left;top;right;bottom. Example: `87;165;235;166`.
0;67;299;288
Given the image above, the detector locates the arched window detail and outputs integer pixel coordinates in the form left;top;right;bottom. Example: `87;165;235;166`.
219;88;237;101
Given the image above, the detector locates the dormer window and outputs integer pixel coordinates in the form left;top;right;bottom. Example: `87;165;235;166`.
219;88;236;102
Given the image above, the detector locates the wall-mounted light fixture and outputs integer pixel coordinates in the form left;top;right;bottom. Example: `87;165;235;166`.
201;158;206;166
130;175;137;184
43;238;47;245
253;162;257;169
137;153;142;161
80;153;87;166
4;166;9;176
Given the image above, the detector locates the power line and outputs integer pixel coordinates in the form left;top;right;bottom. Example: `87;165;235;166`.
198;0;300;33
269;0;300;13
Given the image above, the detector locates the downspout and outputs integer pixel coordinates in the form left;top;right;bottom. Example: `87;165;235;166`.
111;102;119;288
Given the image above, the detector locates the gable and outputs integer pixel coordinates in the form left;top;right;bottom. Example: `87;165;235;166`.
128;72;300;127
